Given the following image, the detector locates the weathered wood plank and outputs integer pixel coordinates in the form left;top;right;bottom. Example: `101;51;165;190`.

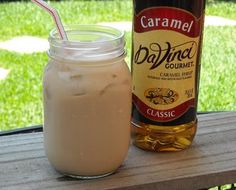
0;132;42;144
0;112;236;190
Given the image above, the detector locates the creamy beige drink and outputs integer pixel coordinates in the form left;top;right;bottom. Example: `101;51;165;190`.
43;25;131;178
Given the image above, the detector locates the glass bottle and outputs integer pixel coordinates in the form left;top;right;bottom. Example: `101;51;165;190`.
131;0;206;151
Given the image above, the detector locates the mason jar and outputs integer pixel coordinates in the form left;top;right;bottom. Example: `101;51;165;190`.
43;25;132;179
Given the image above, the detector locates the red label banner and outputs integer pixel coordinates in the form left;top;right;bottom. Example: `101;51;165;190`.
133;94;195;122
134;7;201;37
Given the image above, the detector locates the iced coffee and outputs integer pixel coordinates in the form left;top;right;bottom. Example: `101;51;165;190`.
43;25;131;178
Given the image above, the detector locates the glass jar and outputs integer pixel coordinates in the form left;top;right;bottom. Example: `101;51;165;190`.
43;25;132;179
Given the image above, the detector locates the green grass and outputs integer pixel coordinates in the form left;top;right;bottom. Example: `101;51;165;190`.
209;183;236;190
0;1;235;40
0;1;133;40
0;52;46;129
199;26;236;111
0;0;236;130
206;1;236;19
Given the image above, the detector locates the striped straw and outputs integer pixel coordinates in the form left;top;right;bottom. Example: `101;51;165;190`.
32;0;68;40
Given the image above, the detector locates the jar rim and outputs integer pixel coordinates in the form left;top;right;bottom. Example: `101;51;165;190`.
48;24;125;62
49;24;124;45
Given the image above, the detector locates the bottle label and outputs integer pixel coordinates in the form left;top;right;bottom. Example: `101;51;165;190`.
132;7;202;122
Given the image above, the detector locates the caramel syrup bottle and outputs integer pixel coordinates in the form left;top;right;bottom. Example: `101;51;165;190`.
131;0;205;151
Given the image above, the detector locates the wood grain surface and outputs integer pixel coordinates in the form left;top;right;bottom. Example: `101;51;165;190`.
0;112;236;190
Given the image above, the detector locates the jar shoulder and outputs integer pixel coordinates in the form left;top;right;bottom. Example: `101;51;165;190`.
43;60;131;97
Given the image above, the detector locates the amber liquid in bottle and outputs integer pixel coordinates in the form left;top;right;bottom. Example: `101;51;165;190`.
131;0;205;151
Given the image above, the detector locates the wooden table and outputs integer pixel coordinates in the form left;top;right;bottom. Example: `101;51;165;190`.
1;112;236;190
